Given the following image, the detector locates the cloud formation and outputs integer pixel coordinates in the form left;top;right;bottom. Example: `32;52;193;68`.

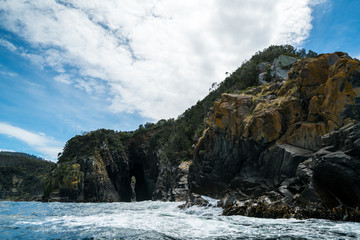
0;0;316;120
0;38;17;51
0;122;62;160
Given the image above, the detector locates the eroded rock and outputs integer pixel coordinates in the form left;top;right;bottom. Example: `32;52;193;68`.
188;53;360;221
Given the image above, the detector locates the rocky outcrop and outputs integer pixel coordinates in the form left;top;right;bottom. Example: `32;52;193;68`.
271;55;298;81
44;129;189;202
220;123;360;221
188;52;360;220
312;123;360;208
257;54;298;84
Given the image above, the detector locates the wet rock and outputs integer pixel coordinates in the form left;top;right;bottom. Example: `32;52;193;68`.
178;193;212;209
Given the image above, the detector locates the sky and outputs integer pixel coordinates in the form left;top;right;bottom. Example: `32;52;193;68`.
0;0;359;161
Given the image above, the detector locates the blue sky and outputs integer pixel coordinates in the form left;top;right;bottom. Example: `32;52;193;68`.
0;0;359;161
303;0;360;57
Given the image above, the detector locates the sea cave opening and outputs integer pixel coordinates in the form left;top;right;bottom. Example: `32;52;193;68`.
129;162;151;201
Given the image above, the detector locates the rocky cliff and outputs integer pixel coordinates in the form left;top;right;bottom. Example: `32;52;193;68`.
44;46;360;221
188;52;360;220
44;128;189;202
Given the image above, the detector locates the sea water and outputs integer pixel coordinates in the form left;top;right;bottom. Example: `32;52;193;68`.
0;200;359;239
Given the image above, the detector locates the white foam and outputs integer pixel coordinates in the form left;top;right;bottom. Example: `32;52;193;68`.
4;201;360;239
201;195;220;207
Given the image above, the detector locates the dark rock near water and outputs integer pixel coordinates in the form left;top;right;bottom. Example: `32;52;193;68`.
187;123;360;221
259;144;313;187
185;53;360;221
189;134;263;199
312;124;360;209
44;129;189;202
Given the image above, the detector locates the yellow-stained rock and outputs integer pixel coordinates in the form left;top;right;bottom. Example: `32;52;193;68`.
280;122;328;150
320;59;360;128
212;94;253;136
244;110;283;143
204;53;360;150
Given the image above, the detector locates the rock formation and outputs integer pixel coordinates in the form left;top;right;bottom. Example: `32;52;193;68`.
44;128;189;202
188;52;360;221
44;48;360;221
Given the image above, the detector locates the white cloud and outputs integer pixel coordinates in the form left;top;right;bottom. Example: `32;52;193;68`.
54;74;72;84
0;38;17;51
310;0;328;5
0;70;17;77
0;0;315;120
0;122;63;161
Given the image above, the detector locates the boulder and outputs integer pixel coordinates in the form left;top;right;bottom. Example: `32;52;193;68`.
270;55;298;81
258;72;268;85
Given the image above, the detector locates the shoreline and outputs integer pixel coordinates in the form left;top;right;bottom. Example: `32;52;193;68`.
3;195;360;222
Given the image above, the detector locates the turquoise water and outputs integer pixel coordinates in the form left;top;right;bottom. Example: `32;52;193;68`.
0;200;359;239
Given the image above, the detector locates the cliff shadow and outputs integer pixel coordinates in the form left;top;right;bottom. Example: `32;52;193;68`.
129;162;151;201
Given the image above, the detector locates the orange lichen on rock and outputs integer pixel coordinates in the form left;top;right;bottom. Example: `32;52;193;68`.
204;53;360;149
319;59;360;128
244;110;283;143
212;93;253;136
280;122;328;150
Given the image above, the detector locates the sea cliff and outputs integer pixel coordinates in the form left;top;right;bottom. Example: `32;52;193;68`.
43;127;189;202
188;52;360;221
43;46;360;221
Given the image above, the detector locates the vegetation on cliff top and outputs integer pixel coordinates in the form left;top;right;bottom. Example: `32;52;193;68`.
58;129;126;163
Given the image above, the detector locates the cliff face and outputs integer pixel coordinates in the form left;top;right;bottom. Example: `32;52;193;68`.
44;128;188;202
189;52;360;220
44;133;131;202
44;48;360;220
42;46;307;203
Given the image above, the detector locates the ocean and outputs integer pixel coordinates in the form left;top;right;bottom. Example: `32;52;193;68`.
0;200;359;239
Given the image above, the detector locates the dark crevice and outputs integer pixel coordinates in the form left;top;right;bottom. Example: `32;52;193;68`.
129;162;151;201
106;165;131;202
